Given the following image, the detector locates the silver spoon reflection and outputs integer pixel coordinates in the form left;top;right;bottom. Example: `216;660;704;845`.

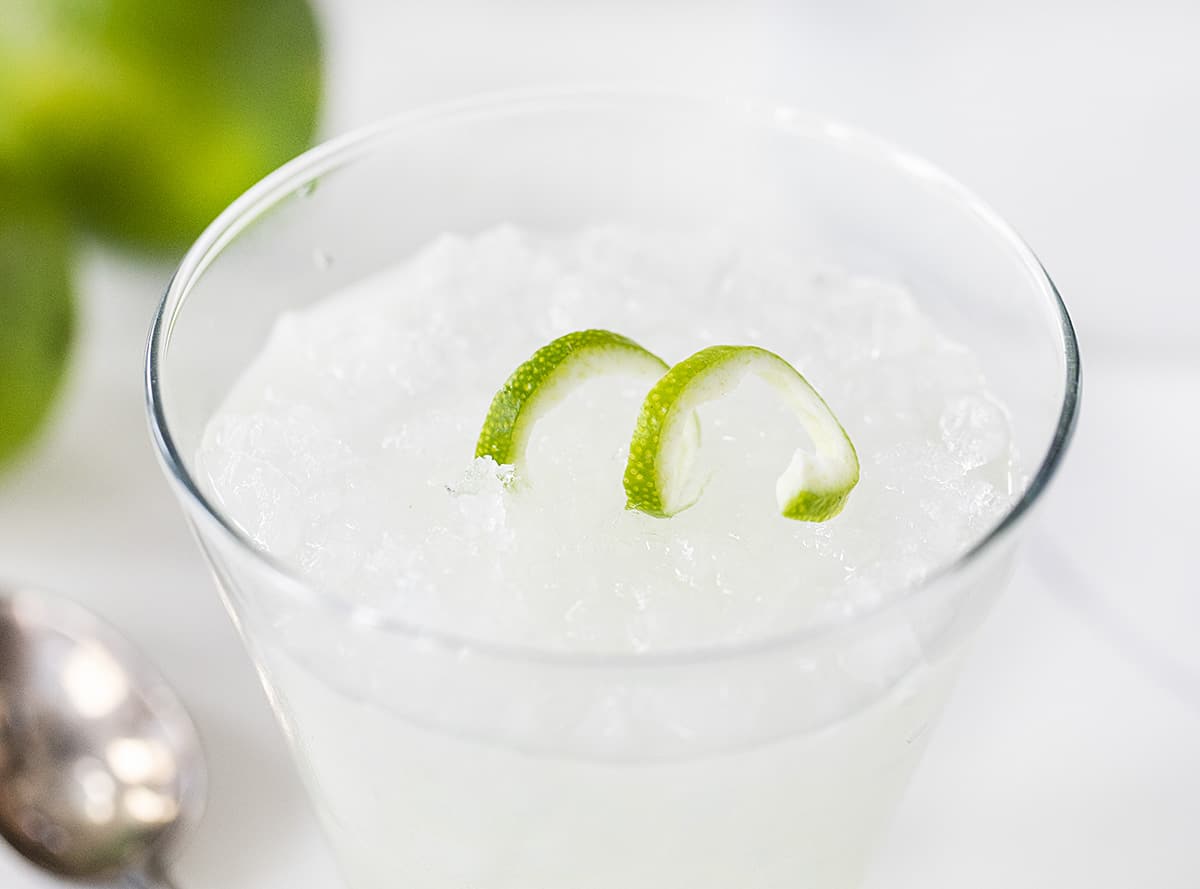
0;588;205;888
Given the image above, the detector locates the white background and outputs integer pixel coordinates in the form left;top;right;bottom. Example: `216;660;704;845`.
2;1;1198;886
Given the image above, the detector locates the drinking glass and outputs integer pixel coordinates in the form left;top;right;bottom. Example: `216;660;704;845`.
146;90;1079;889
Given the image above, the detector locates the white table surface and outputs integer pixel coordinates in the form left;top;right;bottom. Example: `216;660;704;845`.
2;1;1198;886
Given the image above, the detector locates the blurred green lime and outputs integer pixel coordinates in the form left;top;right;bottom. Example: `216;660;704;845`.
0;0;322;254
0;175;74;467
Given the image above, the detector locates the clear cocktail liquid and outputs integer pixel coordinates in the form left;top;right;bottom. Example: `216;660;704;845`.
199;225;1017;888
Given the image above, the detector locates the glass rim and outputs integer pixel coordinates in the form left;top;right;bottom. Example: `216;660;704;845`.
145;86;1081;670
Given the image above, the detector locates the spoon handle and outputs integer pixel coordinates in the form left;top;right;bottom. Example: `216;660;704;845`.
126;870;182;889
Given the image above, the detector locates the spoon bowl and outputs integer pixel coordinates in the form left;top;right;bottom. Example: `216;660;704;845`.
0;588;205;883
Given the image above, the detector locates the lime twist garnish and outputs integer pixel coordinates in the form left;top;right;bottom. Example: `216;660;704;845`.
623;345;859;522
475;329;693;467
475;332;857;522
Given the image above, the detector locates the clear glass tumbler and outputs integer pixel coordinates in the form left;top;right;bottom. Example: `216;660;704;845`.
146;90;1079;889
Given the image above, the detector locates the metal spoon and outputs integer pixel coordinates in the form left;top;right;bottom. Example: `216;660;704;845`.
0;588;205;888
